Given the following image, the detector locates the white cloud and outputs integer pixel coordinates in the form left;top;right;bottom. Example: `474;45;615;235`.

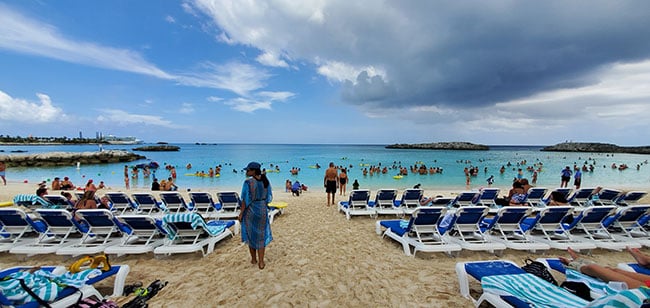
179;102;194;114
317;60;386;84
224;98;272;113
0;90;64;123
256;51;289;68
257;91;295;101
207;96;223;102
177;61;270;96
96;109;181;128
0;5;174;80
165;15;176;23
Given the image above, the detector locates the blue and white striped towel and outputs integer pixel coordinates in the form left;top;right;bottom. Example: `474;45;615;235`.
482;273;588;307
0;268;100;305
162;213;226;239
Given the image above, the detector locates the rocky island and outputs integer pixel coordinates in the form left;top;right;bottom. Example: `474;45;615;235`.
0;150;145;167
132;145;180;151
385;142;489;150
541;142;650;154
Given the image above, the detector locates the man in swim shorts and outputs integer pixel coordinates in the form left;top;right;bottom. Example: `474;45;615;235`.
324;162;339;206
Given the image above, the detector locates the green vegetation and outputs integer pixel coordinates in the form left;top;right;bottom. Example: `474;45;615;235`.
0;135;106;144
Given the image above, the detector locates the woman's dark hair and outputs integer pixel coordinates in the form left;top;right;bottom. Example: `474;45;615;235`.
251;168;270;188
551;191;568;203
61;191;72;198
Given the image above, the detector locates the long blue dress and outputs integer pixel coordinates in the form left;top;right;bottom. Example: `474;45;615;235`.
241;177;273;249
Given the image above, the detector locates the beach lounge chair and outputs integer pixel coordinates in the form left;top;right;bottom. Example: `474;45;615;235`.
615;191;648;206
0;208;47;252
43;195;73;209
375;207;461;256
159;192;191;213
572;206;640;251
154;213;238;256
456;259;588;308
457;259;650;308
475;188;500;208
338;189;375;220
430;196;454;206
131;193;164;215
450;191;480;207
371;189;402;217
9;209;82;256
520;206;598;252
447;207;506;254
541;187;574;206
396;189;423;215
601;205;650;247
215;191;242;219
591;188;622;206
0;263;130;307
104;192;138;214
189;192;221;217
617;263;650;276
481;206;550;252
567;187;596;206
105;215;167;255
523;187;548;207
56;209;125;256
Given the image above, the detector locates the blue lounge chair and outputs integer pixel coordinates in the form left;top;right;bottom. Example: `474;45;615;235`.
601;205;650;247
43;195;74;209
0;208;47;252
521;206;597;252
481;206;550;252
615;191;648;206
542;188;574;206
159;192;191;213
396;189;423;215
475;188;500;208
154;213;238;256
338;189;375;220
573;206;640;251
104;192;138;214
617;263;650;276
56;209;126;256
105;215;167;255
523;187;548;207
447;207;506;254
131;193;164;215
189;192;221;217
10;209;85;256
215;191;242;219
375;207;461;256
371;189;402;217
450;191;480;207
567;188;596;206
592;188;622;206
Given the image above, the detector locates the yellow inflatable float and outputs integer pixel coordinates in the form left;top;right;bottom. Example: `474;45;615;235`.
268;201;288;209
0;201;13;207
392;175;404;180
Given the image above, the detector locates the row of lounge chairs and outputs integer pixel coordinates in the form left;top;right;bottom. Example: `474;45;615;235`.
338;188;648;220
0;207;239;257
375;204;650;257
456;258;650;307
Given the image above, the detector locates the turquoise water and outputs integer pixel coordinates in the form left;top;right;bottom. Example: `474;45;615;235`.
1;144;649;192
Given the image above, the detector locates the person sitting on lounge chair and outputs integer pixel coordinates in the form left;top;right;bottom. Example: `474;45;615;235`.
560;247;650;289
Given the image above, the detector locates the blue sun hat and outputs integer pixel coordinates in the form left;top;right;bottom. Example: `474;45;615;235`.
245;162;261;170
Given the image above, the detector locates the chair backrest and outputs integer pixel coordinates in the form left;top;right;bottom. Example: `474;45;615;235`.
606;205;650;229
431;197;454;206
76;209;122;235
401;189;423;208
189;192;217;213
525;187;548;206
43;195;72;207
117;215;167;237
105;192;136;213
159;192;189;213
596;189;622;205
216;191;241;212
453;191;480;206
616;191;648;206
488;207;532;233
0;208;35;233
453;207;490;233
408;207;447;237
536;206;574;225
478;188;500;201
547;188;573;201
375;189;397;208
34;209;76;228
349;190;370;208
131;193;159;214
569;188;596;200
574;206;617;230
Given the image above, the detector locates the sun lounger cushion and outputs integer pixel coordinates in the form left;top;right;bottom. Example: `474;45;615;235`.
0;268;102;305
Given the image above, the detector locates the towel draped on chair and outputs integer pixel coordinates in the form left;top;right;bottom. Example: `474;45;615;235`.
0;268;101;305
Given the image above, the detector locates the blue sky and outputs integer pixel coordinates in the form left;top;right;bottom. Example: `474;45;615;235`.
1;1;650;145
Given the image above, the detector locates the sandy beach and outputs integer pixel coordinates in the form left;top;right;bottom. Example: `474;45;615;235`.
1;181;650;307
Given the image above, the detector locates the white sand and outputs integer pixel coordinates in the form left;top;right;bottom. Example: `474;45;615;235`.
1;182;649;306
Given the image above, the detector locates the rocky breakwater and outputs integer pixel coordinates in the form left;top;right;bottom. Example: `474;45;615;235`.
132;145;180;151
0;150;146;167
542;142;650;154
385;142;489;150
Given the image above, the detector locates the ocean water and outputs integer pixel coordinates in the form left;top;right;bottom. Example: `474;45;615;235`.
1;144;649;193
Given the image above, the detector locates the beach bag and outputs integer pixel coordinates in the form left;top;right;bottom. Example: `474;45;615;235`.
521;258;558;286
560;281;592;301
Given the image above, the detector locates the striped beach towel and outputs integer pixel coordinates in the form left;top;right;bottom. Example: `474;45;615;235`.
482;273;589;307
12;194;51;207
586;287;650;308
0;268;101;305
162;213;226;239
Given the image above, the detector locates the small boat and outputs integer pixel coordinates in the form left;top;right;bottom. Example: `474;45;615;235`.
103;135;143;145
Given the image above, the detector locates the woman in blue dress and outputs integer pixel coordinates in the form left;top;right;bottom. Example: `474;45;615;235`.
239;162;273;269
